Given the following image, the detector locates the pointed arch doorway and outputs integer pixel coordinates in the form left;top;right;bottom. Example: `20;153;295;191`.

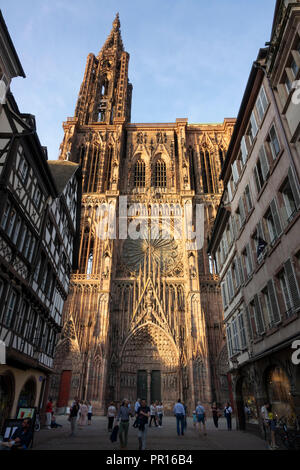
119;322;179;411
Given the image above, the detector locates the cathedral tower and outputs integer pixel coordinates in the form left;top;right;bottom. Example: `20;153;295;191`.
51;15;235;413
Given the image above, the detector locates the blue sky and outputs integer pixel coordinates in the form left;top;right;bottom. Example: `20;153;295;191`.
2;0;276;160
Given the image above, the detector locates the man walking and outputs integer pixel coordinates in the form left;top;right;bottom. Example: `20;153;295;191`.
224;402;233;431
196;401;207;436
69;397;80;437
136;399;150;450
117;399;132;449
173;399;185;436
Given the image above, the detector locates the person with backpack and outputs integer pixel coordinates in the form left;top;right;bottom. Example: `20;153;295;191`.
224;402;233;431
195;402;207;436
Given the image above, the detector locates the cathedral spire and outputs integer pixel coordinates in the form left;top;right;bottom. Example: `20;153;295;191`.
74;13;132;125
99;12;124;56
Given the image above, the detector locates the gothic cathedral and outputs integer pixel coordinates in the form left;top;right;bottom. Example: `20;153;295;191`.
51;14;235;413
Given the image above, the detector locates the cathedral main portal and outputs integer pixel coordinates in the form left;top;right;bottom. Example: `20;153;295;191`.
119;323;180;410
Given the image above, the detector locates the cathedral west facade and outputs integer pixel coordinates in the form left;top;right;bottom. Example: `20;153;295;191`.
51;14;235;414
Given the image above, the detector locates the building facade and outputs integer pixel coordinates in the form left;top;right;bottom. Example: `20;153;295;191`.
208;0;300;432
51;14;235;414
0;12;81;430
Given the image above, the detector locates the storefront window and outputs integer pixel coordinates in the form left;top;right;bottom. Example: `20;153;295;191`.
267;366;295;426
17;378;36;412
0;374;14;432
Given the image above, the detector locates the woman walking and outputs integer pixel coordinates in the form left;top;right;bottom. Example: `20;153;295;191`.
78;401;88;427
157;402;164;427
149;402;158;427
211;402;220;428
107;401;117;432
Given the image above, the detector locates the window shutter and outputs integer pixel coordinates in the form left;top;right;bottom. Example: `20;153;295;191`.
267;280;281;323
245;305;253;340
239;198;246;225
270;199;282;237
227;181;233;202
246;244;253;273
238;256;244;284
250;112;258;138
232;161;239;184
288;167;300;209
259;145;269;181
284;259;300;310
221;282;228;307
253;294;265;334
238;312;247;348
241;137;248;164
234;258;241;288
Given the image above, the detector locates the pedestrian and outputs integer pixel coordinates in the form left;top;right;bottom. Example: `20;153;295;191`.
87;401;93;425
211;402;220;429
173;399;185;436
68;398;80;437
134;398;141;414
149;402;158;427
117;398;133;449
45;397;53;430
107;401;117;432
157;402;164;427
78;401;88;427
136;399;150;450
196;402;207;436
261;402;269;440
224;402;233;431
266;404;278;450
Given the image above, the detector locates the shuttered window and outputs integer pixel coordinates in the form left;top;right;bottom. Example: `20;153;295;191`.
226;325;233;357
238;197;246;225
232;160;239;184
269;125;281;159
245;305;254;340
221;282;228;307
253;294;265;334
238;311;247;348
238;256;244;285
267;280;281;324
240;136;248;164
256;85;269;122
232;319;240;352
284;259;300;310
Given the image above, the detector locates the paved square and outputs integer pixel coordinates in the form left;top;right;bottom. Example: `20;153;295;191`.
33;416;268;450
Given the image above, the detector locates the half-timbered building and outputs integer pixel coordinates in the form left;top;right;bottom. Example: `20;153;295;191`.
0;12;81;430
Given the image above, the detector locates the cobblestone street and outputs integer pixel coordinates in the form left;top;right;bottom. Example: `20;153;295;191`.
33;416;268;451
